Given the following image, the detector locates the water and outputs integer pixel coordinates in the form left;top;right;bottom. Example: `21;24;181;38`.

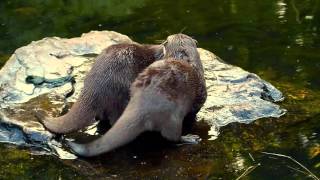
0;0;319;179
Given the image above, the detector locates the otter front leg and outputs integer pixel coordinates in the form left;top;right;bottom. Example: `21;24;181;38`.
160;120;201;145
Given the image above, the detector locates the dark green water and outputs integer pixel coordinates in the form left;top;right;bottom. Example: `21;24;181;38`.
0;0;319;179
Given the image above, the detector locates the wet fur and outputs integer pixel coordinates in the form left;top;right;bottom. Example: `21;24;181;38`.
67;34;207;157
163;34;207;114
37;43;164;134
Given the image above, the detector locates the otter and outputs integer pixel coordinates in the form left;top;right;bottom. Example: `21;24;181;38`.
163;34;207;115
36;43;164;134
67;34;207;157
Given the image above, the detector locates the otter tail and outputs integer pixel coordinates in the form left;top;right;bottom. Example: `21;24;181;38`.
35;101;96;134
66;106;144;157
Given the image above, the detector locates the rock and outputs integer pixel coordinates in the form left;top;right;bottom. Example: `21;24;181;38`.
197;51;286;139
0;31;286;159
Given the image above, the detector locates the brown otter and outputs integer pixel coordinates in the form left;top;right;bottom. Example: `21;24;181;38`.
36;43;164;134
163;34;207;114
66;34;207;157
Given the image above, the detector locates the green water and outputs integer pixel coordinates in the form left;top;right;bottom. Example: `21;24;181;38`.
0;0;319;179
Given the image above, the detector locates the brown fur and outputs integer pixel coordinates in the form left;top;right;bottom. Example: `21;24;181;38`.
36;43;164;134
66;34;207;157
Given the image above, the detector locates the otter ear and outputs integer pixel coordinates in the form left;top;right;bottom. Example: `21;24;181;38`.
193;39;198;45
161;40;168;46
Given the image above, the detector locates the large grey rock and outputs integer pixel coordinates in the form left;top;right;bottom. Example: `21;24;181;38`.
0;31;286;159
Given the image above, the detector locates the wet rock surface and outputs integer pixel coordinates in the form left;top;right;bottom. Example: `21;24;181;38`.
0;31;286;159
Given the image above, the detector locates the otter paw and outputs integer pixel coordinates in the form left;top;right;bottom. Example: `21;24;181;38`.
178;134;202;145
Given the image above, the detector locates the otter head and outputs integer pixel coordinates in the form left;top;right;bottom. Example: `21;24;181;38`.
163;34;198;60
165;34;198;47
163;34;203;73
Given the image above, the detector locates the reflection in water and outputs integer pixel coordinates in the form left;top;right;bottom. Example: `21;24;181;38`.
305;15;314;20
230;0;237;14
208;125;220;140
290;0;302;23
295;33;305;46
276;0;287;22
232;153;246;172
299;133;310;148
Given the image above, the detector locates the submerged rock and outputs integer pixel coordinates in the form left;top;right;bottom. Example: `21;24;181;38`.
0;31;286;159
